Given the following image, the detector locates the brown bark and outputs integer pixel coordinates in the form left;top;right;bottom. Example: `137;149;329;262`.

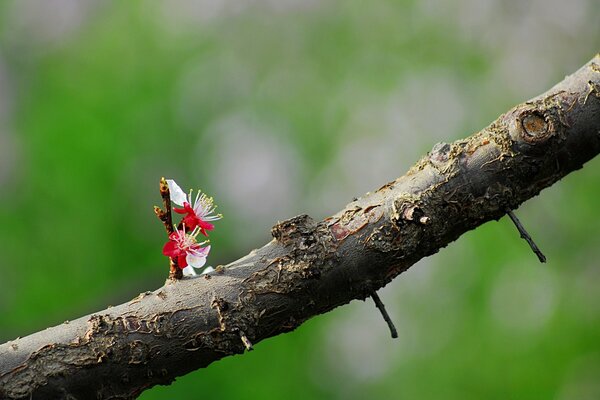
1;55;599;400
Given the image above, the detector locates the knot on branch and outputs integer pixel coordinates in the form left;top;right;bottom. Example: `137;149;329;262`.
263;215;339;291
367;196;435;260
271;214;317;248
520;112;550;142
507;100;567;151
428;142;454;172
391;197;430;227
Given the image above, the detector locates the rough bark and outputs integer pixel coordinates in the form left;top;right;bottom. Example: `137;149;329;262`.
1;55;600;400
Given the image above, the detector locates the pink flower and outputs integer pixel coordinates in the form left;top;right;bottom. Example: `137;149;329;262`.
162;227;211;275
166;179;222;236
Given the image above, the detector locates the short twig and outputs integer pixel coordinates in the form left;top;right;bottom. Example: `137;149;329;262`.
239;331;253;351
507;209;547;263
154;178;175;236
155;177;182;280
371;291;398;339
159;177;174;235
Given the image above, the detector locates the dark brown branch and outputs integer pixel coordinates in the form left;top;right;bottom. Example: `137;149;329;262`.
371;292;398;338
1;55;599;400
506;209;547;263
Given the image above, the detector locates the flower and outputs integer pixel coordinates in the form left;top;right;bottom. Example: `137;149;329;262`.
162;226;211;274
166;179;222;236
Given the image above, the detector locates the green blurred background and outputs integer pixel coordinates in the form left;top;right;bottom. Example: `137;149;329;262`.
1;0;599;398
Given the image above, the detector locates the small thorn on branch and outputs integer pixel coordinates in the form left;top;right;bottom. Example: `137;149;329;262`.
507;209;547;263
371;291;398;339
239;331;253;351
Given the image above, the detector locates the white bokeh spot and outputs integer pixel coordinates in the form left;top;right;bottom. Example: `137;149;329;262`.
489;261;557;334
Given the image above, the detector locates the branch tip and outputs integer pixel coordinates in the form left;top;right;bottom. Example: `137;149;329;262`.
371;292;398;339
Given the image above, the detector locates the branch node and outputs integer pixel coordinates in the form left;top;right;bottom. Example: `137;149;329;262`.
371;291;398;339
506;209;547;263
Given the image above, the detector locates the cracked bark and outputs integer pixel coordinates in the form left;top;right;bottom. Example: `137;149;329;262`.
1;55;600;400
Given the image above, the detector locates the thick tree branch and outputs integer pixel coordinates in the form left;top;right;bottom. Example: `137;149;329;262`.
1;55;599;400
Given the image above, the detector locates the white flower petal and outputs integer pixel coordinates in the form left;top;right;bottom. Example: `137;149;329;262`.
201;266;215;275
166;179;188;206
182;266;197;277
186;253;207;269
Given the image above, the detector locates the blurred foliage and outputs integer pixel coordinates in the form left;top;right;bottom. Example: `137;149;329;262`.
0;0;599;399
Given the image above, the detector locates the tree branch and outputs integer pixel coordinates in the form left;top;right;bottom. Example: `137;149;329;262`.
1;55;599;400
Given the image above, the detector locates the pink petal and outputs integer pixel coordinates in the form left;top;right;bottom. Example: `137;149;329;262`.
177;255;188;268
162;241;179;257
186;245;210;269
192;245;210;257
182;214;200;231
197;221;214;236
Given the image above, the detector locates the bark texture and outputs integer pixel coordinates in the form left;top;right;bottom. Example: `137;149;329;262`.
1;55;600;400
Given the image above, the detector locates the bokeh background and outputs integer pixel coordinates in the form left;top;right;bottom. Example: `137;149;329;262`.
1;0;599;398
